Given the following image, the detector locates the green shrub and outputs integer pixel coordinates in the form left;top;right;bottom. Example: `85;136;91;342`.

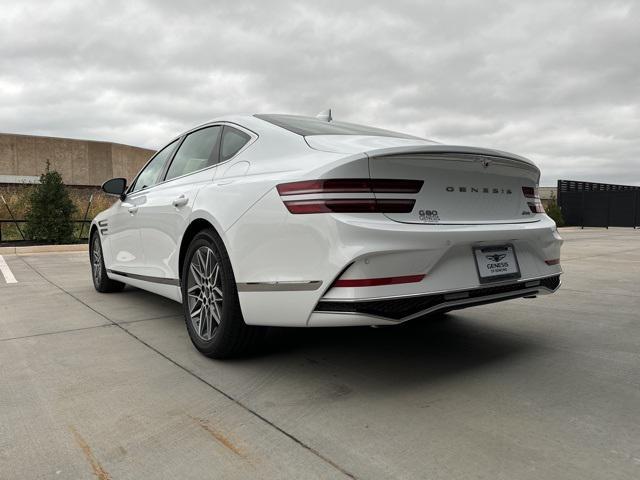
545;194;565;227
24;163;78;244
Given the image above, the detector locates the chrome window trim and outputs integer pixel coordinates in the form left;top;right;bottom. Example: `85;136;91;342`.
128;137;181;194
124;121;258;199
162;124;223;184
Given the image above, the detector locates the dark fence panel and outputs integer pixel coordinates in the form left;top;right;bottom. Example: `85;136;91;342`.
558;179;640;228
583;191;610;227
559;191;584;226
609;191;637;227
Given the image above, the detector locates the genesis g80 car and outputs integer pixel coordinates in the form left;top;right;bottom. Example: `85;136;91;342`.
91;113;563;357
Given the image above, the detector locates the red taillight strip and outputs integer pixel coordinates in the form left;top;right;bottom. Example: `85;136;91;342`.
333;274;425;288
522;186;538;198
528;202;545;213
545;259;560;265
522;186;545;213
370;179;423;193
283;199;416;214
277;179;423;196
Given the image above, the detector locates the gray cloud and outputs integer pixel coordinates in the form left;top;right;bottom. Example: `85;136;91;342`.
1;0;639;185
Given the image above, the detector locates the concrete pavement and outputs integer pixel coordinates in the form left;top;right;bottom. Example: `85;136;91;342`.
1;229;639;479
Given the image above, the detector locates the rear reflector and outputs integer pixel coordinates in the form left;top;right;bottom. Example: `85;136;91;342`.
333;274;425;288
545;259;560;265
283;199;415;214
522;186;545;213
277;179;423;195
278;178;422;214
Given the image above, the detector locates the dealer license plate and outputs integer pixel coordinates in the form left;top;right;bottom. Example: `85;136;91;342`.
473;245;521;283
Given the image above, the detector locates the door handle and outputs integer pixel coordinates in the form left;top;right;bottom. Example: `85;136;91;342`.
122;202;139;214
172;195;189;208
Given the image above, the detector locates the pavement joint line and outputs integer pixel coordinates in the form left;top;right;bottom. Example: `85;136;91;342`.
16;255;357;480
0;315;184;343
0;324;116;343
117;314;184;325
0;254;18;283
16;250;88;256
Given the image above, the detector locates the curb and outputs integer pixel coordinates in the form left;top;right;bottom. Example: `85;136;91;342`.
0;244;88;255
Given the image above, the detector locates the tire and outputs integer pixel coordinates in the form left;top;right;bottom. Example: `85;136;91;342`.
90;231;125;293
181;228;264;358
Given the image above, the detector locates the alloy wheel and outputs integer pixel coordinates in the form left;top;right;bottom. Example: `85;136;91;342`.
187;246;224;341
92;236;102;284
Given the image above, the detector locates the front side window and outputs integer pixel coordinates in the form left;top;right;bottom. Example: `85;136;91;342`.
165;126;222;181
130;139;178;193
220;126;251;162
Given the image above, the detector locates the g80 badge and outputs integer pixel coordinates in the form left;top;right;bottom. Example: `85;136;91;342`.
419;209;440;223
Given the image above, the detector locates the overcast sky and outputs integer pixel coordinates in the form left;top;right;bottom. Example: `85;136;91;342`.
1;0;639;185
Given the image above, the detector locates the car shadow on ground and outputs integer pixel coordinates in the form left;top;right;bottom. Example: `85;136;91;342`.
121;286;539;389
244;314;540;390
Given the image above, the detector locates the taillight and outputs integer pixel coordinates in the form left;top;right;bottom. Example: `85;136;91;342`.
277;179;423;214
522;186;544;213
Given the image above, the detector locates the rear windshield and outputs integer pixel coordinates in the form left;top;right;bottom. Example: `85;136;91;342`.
254;114;423;140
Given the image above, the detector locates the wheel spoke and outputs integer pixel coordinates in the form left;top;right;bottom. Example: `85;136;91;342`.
190;263;204;286
190;305;202;318
199;306;207;337
211;302;221;324
211;263;219;284
197;249;208;277
206;308;214;337
205;248;213;279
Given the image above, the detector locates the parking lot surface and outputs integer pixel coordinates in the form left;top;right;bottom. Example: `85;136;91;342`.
1;228;639;479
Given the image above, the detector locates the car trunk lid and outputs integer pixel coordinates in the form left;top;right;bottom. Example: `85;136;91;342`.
366;146;541;225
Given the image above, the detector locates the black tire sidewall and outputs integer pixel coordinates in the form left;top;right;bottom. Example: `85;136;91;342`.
90;230;124;293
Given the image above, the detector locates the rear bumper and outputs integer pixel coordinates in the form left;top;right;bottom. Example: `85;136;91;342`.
310;274;560;326
226;189;563;327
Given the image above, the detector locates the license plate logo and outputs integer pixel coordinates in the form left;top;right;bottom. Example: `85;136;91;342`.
473;245;520;283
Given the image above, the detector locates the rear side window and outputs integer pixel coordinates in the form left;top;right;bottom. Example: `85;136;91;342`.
254;114;423;140
165;126;222;181
220;126;250;162
130;139;178;193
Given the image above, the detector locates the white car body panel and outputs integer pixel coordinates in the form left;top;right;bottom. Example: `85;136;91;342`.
92;113;563;328
106;199;144;273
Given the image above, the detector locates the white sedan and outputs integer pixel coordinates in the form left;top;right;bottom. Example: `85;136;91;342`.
91;113;563;358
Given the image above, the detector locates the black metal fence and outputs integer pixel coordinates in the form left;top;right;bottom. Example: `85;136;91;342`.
0;220;92;243
557;180;640;228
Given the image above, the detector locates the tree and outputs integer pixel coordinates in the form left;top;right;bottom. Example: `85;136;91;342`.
544;192;565;227
25;161;78;244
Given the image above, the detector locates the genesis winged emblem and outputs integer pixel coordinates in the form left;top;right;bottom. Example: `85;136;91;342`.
486;253;507;262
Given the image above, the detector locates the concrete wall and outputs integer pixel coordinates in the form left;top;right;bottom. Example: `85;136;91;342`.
0;133;156;186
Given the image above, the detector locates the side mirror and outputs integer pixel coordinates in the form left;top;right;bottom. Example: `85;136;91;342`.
102;178;127;200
